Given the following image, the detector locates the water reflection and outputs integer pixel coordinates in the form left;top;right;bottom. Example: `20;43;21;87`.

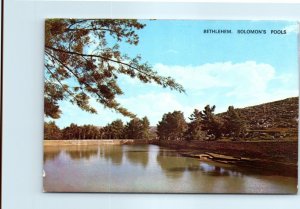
156;147;245;179
44;147;61;163
125;145;149;168
99;145;123;165
156;148;200;179
199;163;244;177
66;146;98;160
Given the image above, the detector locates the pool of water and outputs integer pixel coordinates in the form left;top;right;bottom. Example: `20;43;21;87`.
43;144;297;193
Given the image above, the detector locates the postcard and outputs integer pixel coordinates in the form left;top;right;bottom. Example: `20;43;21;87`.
43;19;298;193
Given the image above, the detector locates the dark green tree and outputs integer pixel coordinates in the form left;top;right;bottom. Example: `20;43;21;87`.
81;125;101;139
124;118;144;139
62;123;79;139
157;111;187;141
44;19;184;119
62;123;100;139
141;116;151;139
200;105;223;140
185;109;204;141
223;106;246;140
106;119;125;139
101;125;112;139
44;121;62;140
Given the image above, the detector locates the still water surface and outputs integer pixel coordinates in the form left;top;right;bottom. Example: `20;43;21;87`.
43;144;297;193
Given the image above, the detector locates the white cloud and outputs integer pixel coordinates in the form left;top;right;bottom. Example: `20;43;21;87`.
119;61;276;94
156;61;298;107
154;61;276;98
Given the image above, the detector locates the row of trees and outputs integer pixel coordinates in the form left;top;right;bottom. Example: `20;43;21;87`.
157;105;246;141
44;117;152;140
101;117;151;139
45;105;245;141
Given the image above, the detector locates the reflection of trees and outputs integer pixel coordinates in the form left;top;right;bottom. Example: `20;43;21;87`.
156;149;200;179
198;163;244;177
187;162;245;193
197;163;245;192
44;149;61;163
125;145;149;168
66;146;98;160
99;145;123;165
199;164;230;176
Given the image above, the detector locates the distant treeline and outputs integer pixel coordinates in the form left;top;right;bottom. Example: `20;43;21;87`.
45;105;248;141
45;117;154;140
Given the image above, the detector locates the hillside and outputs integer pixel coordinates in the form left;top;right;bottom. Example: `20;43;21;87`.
221;97;298;129
217;97;298;140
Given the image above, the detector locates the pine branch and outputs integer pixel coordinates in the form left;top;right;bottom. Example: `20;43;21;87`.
46;46;185;91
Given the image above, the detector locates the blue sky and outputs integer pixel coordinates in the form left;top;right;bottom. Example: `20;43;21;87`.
47;20;299;128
